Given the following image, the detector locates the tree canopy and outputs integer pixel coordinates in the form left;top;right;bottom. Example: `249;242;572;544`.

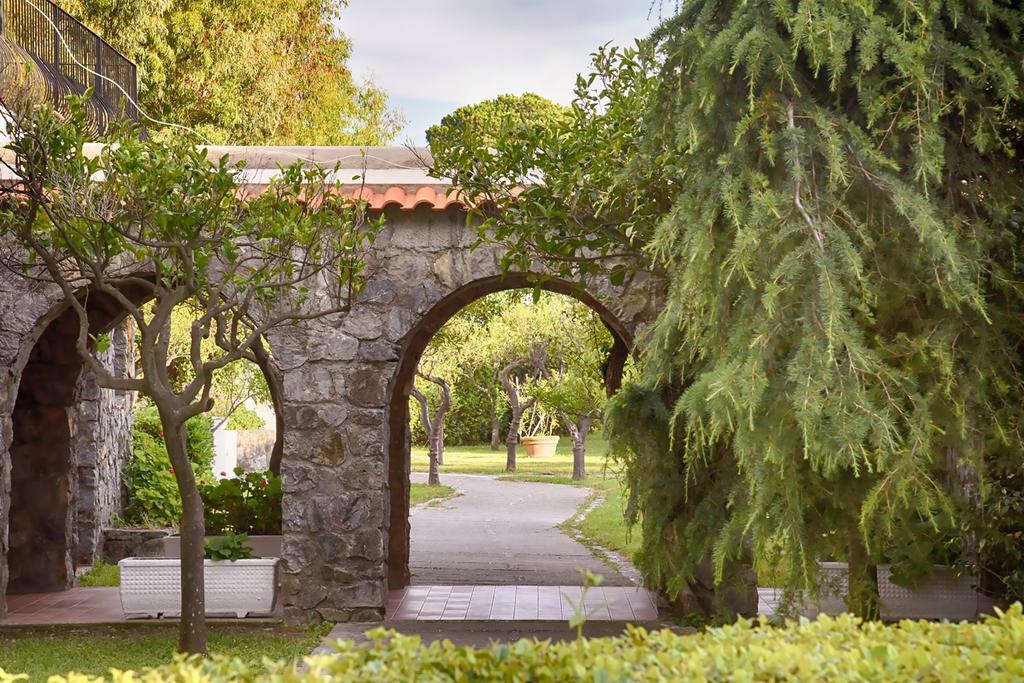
434;1;1024;616
63;0;403;144
427;93;566;174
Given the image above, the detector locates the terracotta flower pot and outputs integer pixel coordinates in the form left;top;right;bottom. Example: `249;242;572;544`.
521;435;560;457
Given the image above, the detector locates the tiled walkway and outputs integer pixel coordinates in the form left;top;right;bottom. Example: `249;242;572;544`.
2;587;123;625
386;585;660;621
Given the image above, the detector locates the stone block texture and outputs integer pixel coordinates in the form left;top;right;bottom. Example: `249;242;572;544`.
72;321;136;565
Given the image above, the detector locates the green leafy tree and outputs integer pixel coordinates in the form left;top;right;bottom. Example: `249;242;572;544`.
530;305;611;480
63;0;404;144
434;3;1024;618
427;93;566;173
0;102;378;652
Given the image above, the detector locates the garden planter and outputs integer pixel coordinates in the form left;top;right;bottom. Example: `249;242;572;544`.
522;435;559;457
162;534;282;559
118;557;278;618
809;562;982;621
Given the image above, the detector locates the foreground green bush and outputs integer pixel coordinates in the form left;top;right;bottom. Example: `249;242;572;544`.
7;606;1023;682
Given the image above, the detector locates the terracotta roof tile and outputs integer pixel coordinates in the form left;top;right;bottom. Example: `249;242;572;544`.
340;185;464;211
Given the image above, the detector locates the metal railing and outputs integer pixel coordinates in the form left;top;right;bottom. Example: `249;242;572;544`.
0;0;139;132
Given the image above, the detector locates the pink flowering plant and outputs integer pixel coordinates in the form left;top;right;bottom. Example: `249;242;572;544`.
199;468;283;536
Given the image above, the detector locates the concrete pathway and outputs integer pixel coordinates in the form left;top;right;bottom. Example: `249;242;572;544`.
387;584;658;621
409;473;632;586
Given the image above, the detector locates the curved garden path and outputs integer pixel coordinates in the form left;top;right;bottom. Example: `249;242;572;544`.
408;473;632;586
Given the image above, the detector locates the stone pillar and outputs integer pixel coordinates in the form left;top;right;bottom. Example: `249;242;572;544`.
273;316;391;624
72;320;135;565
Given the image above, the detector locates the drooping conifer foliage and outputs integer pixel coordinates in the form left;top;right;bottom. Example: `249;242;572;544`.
435;1;1024;617
628;0;1024;617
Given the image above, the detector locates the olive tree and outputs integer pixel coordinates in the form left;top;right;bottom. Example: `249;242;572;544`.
0;103;377;653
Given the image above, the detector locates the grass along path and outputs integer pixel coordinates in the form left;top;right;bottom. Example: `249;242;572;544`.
410;482;458;507
413;436;641;571
0;623;331;680
411;436;610;476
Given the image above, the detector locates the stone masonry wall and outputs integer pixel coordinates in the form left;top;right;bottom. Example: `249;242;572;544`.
72;320;136;565
271;205;662;625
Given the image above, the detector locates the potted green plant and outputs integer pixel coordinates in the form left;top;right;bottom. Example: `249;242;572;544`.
520;403;559;457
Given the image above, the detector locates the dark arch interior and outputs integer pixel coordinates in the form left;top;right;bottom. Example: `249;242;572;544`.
385;274;633;589
5;286;285;595
6;288;144;593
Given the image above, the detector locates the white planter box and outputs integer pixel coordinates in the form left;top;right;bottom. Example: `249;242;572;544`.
118;557;278;618
810;562;981;620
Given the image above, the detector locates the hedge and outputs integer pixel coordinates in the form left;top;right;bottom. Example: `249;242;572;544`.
5;606;1023;682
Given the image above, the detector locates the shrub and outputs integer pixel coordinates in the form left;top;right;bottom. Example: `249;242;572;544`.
200;468;282;536
11;606;1024;681
224;406;266;430
123;404;216;527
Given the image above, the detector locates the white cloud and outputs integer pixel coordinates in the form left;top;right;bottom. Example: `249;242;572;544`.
339;1;654;106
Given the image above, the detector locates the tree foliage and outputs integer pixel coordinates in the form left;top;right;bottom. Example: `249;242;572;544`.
62;0;404;144
435;1;1024;616
427;93;567;176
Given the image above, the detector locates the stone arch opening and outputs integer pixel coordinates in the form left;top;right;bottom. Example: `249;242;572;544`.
3;287;287;597
6;287;145;593
385;274;633;589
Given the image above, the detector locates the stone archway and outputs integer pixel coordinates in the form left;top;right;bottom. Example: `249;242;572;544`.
271;204;661;624
384;273;634;590
0;282;286;608
4;287;145;594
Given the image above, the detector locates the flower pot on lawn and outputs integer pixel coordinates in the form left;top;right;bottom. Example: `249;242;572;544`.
521;435;560;457
118;556;278;618
162;534;282;559
808;562;983;621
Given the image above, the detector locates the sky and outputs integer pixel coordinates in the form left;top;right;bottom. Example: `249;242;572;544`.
338;1;658;146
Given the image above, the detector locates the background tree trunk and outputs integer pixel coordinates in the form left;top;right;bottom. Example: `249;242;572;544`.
161;413;208;655
489;397;502;451
499;362;525;472
437;424;445;466
559;414;593;481
252;338;284;475
412;372;451;486
845;516;880;620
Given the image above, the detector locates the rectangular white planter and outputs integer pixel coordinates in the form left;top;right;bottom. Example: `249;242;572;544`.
810;562;981;621
118;557;278;618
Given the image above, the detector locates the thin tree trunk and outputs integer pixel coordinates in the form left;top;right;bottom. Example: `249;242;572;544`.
499;362;531;472
161;412;207;655
559;414;593;481
437;424;444;466
489;395;502;451
845;515;879;620
412;373;451;486
428;438;441;486
505;413;520;472
253;338;284;476
411;386;440;486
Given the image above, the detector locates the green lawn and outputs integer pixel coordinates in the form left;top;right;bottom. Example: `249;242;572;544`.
409;482;457;506
411;435;611;476
414;436;641;565
0;623;330;680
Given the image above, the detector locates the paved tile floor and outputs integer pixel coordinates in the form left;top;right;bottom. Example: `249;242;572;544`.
2;587;124;625
387;585;659;621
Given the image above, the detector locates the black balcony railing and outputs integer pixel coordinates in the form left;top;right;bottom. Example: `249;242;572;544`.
0;0;139;133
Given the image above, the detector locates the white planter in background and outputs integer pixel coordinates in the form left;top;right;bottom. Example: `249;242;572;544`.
810;562;982;621
118;557;278;618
